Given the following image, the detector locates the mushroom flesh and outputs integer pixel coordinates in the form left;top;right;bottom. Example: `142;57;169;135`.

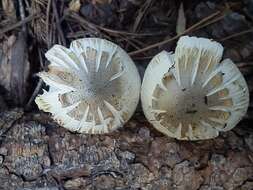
141;36;249;140
35;38;141;134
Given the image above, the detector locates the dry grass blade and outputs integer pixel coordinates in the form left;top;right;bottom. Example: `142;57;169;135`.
18;0;27;33
65;11;167;37
31;0;49;43
132;0;155;32
237;62;253;68
129;11;222;56
119;35;142;50
46;0;52;48
93;0;112;4
219;28;253;41
52;0;66;46
192;13;227;32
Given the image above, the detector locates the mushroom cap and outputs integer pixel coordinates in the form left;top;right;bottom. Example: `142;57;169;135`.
35;38;141;134
141;36;249;140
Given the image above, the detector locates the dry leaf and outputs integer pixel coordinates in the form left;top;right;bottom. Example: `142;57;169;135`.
2;0;17;21
176;3;186;35
69;0;81;12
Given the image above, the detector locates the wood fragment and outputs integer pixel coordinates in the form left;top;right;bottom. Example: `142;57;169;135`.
25;48;45;110
10;32;30;106
0;14;39;37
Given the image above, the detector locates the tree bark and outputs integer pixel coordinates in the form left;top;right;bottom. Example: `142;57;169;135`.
0;109;252;190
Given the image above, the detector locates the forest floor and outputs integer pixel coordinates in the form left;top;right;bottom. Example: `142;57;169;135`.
0;0;253;189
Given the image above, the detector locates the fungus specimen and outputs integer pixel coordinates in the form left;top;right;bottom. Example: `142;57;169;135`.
36;38;141;134
141;36;249;140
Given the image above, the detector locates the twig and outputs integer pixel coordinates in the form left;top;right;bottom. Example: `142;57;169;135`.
219;28;253;42
64;13;100;34
133;56;153;61
192;13;227;32
52;0;66;46
0;13;39;36
120;36;142;50
65;11;167;37
132;0;154;32
46;0;52;48
237;62;253;68
52;14;57;45
66;30;92;38
18;0;27;33
25;79;43;110
25;48;45;110
127;37;147;47
100;28;169;37
128;11;222;56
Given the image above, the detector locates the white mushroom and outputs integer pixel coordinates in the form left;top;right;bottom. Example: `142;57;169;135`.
141;36;249;140
35;38;141;134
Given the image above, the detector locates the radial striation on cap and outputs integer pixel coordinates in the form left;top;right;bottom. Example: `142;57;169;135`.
35;38;141;134
141;36;249;140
